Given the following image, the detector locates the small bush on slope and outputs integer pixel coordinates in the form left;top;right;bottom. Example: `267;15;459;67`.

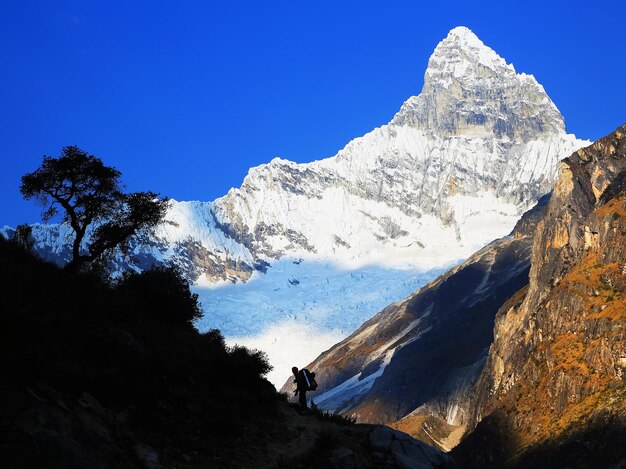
309;401;357;426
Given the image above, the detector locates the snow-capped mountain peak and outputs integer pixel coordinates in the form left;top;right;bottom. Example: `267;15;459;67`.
394;26;565;141
433;26;512;74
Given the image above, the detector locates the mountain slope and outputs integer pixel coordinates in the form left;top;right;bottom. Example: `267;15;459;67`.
285;194;548;449
454;124;626;467
186;26;584;273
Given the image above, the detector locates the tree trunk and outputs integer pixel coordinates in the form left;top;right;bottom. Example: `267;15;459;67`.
66;228;86;272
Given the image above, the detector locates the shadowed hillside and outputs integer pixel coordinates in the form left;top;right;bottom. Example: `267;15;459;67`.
0;236;452;468
0;236;281;468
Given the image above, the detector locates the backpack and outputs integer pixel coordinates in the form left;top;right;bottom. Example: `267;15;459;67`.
300;369;317;391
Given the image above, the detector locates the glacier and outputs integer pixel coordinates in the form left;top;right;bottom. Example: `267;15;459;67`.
197;258;444;386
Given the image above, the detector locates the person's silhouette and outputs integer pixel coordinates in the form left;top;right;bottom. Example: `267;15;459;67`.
292;366;308;409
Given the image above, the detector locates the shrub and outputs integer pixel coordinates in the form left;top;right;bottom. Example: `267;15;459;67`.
309;401;357;426
116;266;202;325
228;345;272;378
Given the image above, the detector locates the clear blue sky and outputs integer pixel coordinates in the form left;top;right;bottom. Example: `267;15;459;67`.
1;0;623;226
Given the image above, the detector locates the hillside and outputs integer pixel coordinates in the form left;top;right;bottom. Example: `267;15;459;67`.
0;238;451;468
0;237;280;468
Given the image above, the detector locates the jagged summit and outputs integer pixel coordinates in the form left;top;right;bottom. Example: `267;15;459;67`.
447;25;481;42
393;26;565;141
431;26;511;73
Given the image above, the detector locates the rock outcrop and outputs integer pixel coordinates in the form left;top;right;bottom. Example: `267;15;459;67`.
454;124;626;467
263;408;455;469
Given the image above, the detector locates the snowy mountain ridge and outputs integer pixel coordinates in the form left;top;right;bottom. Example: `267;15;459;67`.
5;27;588;386
201;26;583;276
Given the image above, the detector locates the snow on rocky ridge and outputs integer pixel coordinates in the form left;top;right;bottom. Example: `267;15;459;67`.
7;27;588;387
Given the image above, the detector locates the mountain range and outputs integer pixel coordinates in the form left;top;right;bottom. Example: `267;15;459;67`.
299;123;626;467
2;26;588;387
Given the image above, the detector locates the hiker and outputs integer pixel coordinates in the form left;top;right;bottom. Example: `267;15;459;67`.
292;366;317;409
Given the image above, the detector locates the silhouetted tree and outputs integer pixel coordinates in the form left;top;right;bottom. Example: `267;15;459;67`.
20;146;169;271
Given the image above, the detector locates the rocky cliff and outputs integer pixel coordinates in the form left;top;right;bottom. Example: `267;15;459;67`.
454;124;626;467
393;26;565;142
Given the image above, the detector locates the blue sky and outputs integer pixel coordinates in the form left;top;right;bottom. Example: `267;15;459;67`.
1;0;623;226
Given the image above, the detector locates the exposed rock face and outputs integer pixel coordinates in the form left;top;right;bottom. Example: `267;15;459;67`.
281;195;550;451
365;425;454;468
4;382;138;469
259;404;455;468
393;27;565;142
454;124;626;467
